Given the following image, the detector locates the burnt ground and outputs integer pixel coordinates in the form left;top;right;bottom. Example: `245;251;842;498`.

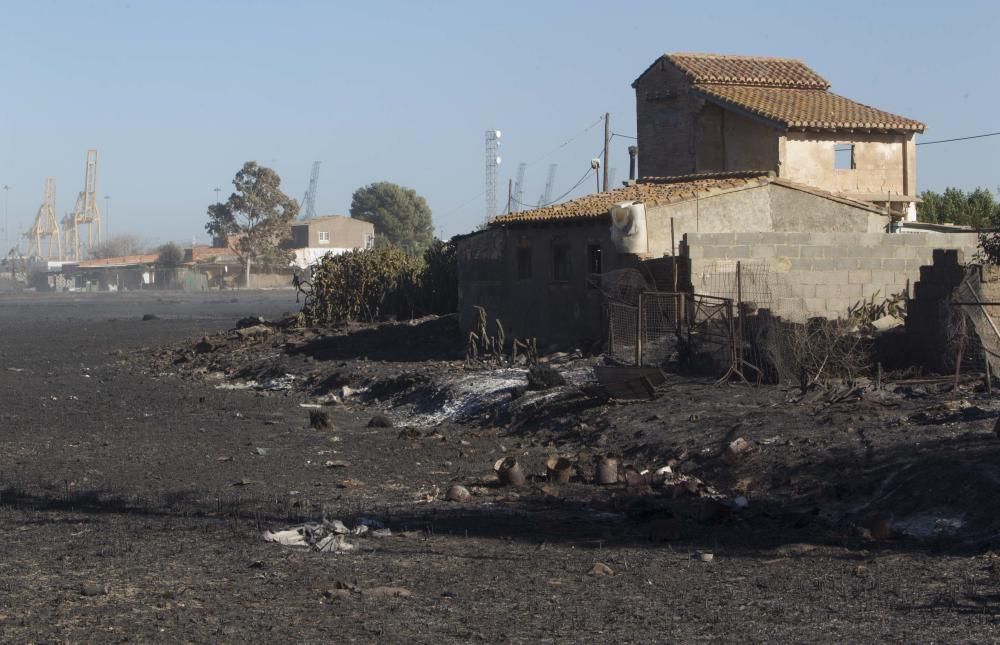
3;291;1000;642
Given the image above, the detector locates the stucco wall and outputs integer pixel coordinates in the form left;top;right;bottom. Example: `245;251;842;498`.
780;132;915;199
644;183;888;256
292;216;374;249
686;231;978;321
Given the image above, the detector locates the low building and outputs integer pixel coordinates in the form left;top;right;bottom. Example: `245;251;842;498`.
290;215;375;268
633;53;925;220
457;172;976;348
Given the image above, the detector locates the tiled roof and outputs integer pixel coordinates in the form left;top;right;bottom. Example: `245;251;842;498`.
696;84;925;132
666;53;829;89
489;173;772;225
487;171;884;226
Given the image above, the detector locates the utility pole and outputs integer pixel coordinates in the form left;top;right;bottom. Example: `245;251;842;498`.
603;112;610;192
104;195;111;239
214;187;221;204
2;185;9;254
506;178;513;214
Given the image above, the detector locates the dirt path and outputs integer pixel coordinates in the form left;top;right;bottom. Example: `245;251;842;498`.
2;292;1000;642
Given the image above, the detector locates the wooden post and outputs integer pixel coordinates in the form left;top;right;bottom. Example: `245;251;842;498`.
985;348;993;396
954;314;966;389
636;292;643;367
603;112;610;192
671;217;678;293
736;261;744;368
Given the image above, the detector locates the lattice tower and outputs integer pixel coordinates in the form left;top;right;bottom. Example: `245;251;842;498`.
485;130;501;222
300;161;321;220
27;177;61;260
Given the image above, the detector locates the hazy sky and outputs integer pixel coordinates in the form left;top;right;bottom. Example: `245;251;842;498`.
0;0;996;249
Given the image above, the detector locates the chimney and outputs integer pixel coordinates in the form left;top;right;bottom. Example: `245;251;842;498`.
628;146;638;181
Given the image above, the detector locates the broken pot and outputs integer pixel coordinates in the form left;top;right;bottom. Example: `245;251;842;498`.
545;456;574;484
595;457;620;485
494;457;526;488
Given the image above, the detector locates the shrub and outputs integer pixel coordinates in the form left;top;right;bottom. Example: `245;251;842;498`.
301;239;459;325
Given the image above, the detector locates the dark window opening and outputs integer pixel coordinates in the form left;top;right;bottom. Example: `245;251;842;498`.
517;245;532;280
552;242;571;282
587;244;602;289
834;144;855;170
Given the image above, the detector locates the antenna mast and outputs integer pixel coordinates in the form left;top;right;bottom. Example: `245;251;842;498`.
301;161;321;220
485;130;501;222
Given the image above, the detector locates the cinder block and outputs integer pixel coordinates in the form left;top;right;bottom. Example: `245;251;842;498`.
810;258;842;272
932;248;965;266
803;297;826;312
734;232;766;244
824;298;854;316
904;233;931;246
774;244;801;259
870;269;895;285
726;245;749;257
884;234;907;245
750;245;776;259
848;270;872;285
881;258;908;272
857;257;883;270
800;246;825;259
686;245;705;259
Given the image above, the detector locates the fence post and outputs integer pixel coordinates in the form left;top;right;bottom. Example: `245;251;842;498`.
736;261;744;369
636;292;643;366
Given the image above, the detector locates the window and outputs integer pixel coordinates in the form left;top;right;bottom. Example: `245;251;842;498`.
552;240;571;282
318;230;330;244
587;244;602;289
516;240;532;280
834;144;855;170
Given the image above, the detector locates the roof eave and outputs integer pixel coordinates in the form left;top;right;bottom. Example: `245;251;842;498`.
693;89;789;130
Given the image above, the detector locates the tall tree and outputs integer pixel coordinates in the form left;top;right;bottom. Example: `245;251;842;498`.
206;161;298;287
350;182;434;254
917;187;1000;228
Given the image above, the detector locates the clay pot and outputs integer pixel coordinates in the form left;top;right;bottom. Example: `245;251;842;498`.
595;457;620;485
545;456;574;484
494;457;526;488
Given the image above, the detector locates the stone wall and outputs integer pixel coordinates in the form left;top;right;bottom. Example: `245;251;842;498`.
685;231;979;321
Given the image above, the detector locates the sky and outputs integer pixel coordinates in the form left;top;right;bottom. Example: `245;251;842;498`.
0;0;997;251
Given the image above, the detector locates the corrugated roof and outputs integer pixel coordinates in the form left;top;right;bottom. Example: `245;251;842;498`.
487;172;884;226
667;53;830;89
696;84;925;132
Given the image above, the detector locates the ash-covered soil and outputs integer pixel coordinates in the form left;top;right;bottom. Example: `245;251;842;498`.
3;290;1000;642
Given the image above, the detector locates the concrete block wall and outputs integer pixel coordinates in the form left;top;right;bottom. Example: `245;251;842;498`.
685;231;979;321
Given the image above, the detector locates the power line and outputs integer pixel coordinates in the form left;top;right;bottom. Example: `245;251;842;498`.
610;132;637;141
525;116;605;166
510;167;595;209
917;131;1000;146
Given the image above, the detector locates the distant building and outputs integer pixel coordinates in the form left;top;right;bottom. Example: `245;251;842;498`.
290;215;375;268
633;53;925;220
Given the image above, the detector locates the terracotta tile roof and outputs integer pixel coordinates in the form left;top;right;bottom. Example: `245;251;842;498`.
666;53;829;89
696;84;925;132
487;171;886;226
489;172;772;226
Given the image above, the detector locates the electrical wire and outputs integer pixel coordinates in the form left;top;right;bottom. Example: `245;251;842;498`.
610;132;637;141
917;131;1000;146
509;167;596;209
